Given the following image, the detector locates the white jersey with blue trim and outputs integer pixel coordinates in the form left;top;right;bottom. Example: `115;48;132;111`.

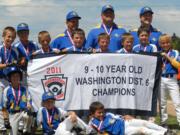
133;43;157;53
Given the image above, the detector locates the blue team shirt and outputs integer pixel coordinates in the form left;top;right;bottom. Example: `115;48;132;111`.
14;40;39;60
133;44;157;53
116;48;132;53
85;24;126;52
94;48;111;53
3;85;31;113
33;47;60;55
130;25;162;51
41;107;61;134
65;46;86;52
51;30;86;50
0;44;18;78
162;49;180;75
89;113;125;135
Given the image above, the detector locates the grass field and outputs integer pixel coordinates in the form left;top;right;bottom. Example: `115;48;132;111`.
155;115;180;135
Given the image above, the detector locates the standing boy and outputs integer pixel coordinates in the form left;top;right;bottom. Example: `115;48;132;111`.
32;31;60;56
159;34;180;128
62;28;86;52
117;33;134;53
0;26;17;134
133;26;157;53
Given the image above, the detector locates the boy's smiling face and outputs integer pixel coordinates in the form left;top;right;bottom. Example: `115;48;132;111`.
123;38;133;52
73;34;84;48
99;38;109;52
160;39;171;52
3;30;16;48
139;31;149;45
93;108;105;121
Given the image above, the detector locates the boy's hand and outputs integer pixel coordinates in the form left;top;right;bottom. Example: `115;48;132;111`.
27;102;31;109
19;57;27;66
68;111;77;123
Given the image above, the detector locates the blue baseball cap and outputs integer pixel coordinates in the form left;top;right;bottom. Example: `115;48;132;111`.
5;66;23;82
17;23;29;31
140;6;154;16
42;92;55;101
66;11;81;21
101;5;114;13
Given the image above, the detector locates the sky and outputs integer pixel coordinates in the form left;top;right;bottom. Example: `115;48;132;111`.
0;0;180;42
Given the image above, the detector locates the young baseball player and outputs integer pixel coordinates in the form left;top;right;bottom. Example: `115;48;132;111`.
88;101;167;135
0;26;17;134
92;33;110;53
159;34;180;128
117;33;134;53
37;92;88;135
133;26;157;53
88;101;125;135
62;28;86;52
2;66;32;135
32;31;60;56
14;23;39;66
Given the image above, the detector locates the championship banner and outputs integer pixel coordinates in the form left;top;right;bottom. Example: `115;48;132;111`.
27;53;162;115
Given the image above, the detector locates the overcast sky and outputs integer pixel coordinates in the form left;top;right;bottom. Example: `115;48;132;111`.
0;0;180;42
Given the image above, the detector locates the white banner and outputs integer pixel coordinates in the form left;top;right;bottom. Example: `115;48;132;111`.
28;53;158;112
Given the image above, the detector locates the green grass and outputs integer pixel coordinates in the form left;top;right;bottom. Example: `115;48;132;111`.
155;115;180;135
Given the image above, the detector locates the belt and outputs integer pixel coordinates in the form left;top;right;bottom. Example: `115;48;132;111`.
9;110;21;114
162;74;175;78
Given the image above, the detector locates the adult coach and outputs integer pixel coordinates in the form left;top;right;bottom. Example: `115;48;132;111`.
51;11;83;50
85;5;126;52
131;6;162;50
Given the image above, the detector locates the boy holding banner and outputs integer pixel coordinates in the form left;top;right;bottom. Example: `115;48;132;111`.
159;34;180;128
88;101;167;135
32;31;60;56
133;26;157;53
117;33;134;53
62;28;86;52
91;33;110;53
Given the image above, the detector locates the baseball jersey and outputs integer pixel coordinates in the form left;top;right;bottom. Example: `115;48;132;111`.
89;113;125;135
51;30;86;50
65;46;86;52
116;48;132;53
94;48;111;53
0;43;18;78
14;40;39;61
85;24;126;52
33;47;60;55
133;44;157;53
37;107;68;134
130;25;162;51
3;84;32;113
162;49;180;75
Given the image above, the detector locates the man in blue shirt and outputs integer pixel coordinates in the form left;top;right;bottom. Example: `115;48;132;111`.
130;6;162;51
51;11;84;50
85;5;126;52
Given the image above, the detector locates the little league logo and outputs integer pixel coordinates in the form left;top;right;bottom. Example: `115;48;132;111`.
42;74;68;100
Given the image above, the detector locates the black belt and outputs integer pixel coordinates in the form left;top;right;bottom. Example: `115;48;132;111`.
162;74;175;78
9;110;21;114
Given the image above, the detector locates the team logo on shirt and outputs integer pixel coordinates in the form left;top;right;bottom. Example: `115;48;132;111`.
41;74;68;100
